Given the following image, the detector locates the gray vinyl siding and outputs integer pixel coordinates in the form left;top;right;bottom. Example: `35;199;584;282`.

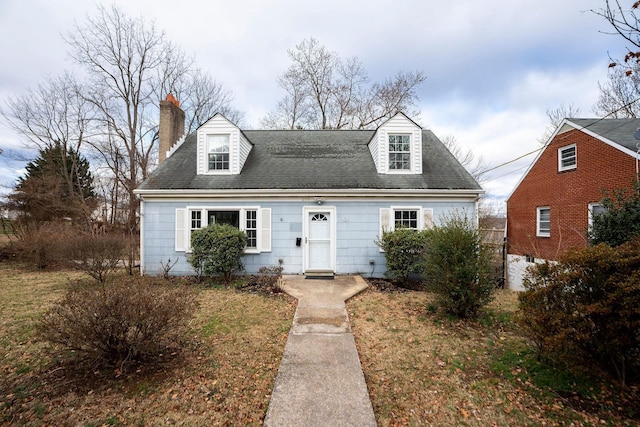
141;199;476;277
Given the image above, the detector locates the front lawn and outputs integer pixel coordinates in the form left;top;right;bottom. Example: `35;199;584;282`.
0;263;295;426
1;263;637;426
349;284;639;426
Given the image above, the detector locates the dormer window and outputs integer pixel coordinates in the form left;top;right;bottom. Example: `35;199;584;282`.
368;113;422;174
207;134;230;171
558;144;576;172
389;134;411;170
196;114;253;175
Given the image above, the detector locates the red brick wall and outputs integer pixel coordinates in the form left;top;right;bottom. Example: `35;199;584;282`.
507;128;637;260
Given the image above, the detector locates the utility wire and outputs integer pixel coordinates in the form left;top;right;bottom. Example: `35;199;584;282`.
477;95;640;177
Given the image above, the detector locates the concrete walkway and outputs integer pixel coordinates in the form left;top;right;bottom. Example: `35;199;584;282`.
263;275;377;427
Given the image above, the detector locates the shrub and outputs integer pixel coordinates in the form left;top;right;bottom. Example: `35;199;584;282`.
62;233;128;282
255;265;284;293
376;227;429;285
16;224;78;269
518;239;640;387
589;182;640;247
423;213;495;319
38;277;199;367
189;223;248;284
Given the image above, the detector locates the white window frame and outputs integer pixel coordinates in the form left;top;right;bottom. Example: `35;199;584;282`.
379;206;434;252
558;144;576;172
186;206;260;254
588;202;607;230
207;134;230;173
536;206;551;237
388;134;412;172
393;208;420;230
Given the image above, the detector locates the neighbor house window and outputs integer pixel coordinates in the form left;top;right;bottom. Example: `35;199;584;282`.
394;209;419;229
537;206;550;237
558;144;576;171
389;134;411;170
207;134;230;171
588;203;607;230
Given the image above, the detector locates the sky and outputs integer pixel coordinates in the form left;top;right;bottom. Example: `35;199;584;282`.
0;0;631;209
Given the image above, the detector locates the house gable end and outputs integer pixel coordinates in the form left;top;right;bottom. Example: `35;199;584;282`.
507;118;640;202
506;118;638;263
565;119;640;159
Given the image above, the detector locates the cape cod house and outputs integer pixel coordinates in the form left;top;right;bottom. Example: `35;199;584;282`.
134;95;483;277
506;118;640;290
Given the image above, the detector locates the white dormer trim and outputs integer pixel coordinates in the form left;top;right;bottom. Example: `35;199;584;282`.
196;113;253;175
369;113;422;174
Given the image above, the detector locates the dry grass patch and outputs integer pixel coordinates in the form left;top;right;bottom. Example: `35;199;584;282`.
349;286;638;426
0;262;296;426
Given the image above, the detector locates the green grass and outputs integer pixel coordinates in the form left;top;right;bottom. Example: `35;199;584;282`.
202;317;233;335
492;343;599;399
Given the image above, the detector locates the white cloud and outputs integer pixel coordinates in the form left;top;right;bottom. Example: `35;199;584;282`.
0;0;630;203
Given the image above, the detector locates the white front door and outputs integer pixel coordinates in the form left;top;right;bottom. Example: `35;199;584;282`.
304;207;335;272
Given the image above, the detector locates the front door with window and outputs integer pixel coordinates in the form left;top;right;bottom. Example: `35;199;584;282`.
304;208;335;272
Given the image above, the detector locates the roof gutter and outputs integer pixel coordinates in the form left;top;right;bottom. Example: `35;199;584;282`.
134;187;484;200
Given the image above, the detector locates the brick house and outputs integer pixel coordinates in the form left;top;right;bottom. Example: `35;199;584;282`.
506;118;640;290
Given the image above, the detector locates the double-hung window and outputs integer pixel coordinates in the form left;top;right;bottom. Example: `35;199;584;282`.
190;210;202;236
537;206;550;237
394;209;419;229
388;134;411;170
245;210;258;248
207;134;230;171
558;144;576;172
380;206;433;232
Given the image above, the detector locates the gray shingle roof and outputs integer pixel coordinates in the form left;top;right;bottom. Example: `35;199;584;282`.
569;118;640;152
137;129;482;191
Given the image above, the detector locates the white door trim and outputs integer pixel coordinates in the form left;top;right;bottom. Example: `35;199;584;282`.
302;206;336;273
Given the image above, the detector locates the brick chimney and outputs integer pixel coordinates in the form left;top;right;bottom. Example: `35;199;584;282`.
158;94;185;163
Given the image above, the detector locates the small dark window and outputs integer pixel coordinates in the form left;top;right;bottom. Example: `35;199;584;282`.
208;210;239;228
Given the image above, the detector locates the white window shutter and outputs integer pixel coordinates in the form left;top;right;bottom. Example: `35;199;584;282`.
175;208;186;251
422;208;434;230
380;208;392;235
379;208;392;252
260;208;272;252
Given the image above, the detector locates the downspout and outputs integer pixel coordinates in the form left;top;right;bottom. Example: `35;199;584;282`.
139;196;145;276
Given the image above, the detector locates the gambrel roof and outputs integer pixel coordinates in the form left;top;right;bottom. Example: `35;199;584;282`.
137;129;482;192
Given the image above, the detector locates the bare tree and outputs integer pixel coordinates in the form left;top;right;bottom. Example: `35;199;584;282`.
538;102;581;144
63;5;238;232
594;66;640;118
262;38;426;130
440;135;489;183
262;67;313;129
593;1;640;70
171;68;244;133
